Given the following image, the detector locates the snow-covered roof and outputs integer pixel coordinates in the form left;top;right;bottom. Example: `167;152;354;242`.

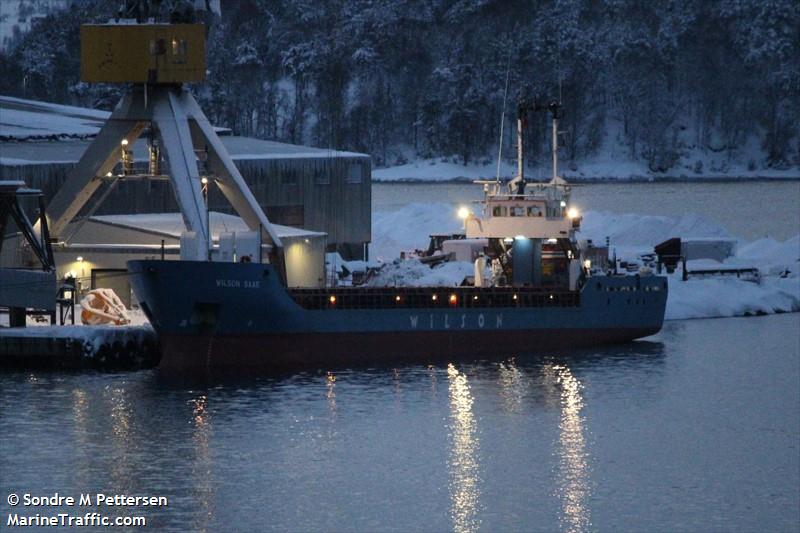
211;136;367;160
89;212;326;240
0;96;107;139
0;95;231;140
0;96;368;163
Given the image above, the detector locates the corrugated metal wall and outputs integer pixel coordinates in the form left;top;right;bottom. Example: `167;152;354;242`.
1;153;371;259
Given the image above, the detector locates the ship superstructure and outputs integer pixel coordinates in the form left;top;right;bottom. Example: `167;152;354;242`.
456;99;585;291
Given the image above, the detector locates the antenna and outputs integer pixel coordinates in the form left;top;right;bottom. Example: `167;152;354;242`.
496;49;512;183
556;29;563;105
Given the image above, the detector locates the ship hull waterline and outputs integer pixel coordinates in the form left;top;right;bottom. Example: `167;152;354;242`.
128;260;668;371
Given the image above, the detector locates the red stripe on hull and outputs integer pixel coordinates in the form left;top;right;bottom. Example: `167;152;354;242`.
158;328;659;371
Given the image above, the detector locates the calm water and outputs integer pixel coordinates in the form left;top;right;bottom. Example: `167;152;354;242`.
1;314;798;531
373;181;800;240
2;181;799;531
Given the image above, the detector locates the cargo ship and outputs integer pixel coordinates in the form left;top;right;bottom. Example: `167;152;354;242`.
128;99;667;370
130;259;666;369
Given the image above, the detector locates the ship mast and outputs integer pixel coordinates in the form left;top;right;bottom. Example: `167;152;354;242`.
513;98;562;190
548;100;562;182
517;103;525;183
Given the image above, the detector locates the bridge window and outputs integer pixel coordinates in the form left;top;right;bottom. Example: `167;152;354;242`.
510;206;525;217
171;39;187;64
527;206;543;217
492;206;507;217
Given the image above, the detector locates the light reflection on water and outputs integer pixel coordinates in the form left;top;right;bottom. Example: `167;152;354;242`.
70;389;91;491
446;364;482;533
497;358;529;414
326;372;337;417
189;394;213;533
545;364;592;533
0;315;798;531
106;385;133;493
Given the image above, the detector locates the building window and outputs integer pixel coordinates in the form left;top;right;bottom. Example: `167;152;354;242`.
346;164;363;184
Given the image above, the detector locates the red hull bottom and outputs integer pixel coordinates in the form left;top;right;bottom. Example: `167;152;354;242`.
157;328;659;371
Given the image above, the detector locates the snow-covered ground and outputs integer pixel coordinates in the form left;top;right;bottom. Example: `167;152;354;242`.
373;156;800;182
370;202;800;321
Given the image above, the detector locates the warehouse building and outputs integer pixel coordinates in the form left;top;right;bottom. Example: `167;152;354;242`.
55;212;327;306
0;210;327;307
0;95;371;259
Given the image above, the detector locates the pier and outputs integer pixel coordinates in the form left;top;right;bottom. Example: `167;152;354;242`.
0;325;159;370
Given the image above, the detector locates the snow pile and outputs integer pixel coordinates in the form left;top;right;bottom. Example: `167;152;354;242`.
370;202;800;321
580;211;733;246
737;236;800;275
667;276;798;320
366;259;474;288
371;202;462;261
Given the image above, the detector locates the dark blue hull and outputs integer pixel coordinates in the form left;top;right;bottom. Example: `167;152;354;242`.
128;260;668;370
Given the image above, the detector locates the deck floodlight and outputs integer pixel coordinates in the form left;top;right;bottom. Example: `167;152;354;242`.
567;207;580;219
121;139;129;146
457;206;471;219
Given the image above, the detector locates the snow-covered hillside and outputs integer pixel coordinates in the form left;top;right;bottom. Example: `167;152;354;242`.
374;119;799;182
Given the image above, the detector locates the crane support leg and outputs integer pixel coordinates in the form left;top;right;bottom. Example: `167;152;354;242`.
183;95;282;249
47;91;146;238
151;91;209;258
